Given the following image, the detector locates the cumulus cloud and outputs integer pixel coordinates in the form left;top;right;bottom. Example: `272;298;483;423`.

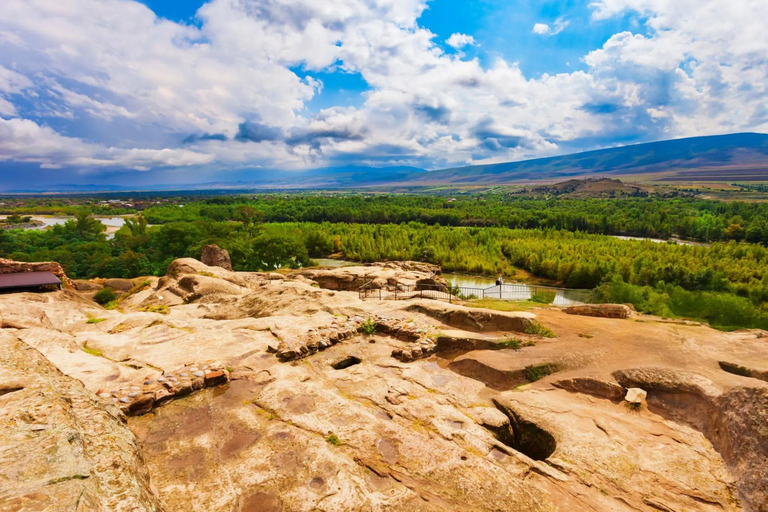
0;0;765;173
446;33;476;49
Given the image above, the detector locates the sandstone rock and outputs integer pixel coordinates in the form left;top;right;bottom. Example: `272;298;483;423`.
553;377;625;400
563;303;632;319
0;332;162;510
73;279;103;292
407;301;536;333
0;258;761;512
0;257;75;288
368;260;442;275
104;278;134;292
292;263;444;292
200;244;232;271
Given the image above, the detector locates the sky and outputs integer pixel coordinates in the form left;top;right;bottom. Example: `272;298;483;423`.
0;0;767;188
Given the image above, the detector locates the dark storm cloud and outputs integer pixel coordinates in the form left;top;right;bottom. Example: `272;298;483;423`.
182;132;228;143
235;122;284;143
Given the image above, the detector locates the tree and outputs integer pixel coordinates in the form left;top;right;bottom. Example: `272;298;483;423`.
124;214;148;236
234;206;264;239
247;234;311;270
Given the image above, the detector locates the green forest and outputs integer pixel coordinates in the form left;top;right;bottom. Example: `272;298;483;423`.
4;194;768;330
138;195;768;243
6;194;768;243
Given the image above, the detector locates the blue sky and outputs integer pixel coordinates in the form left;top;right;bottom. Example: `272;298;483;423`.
0;0;766;189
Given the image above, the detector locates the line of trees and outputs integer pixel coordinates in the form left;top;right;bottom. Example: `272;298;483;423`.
139;195;768;244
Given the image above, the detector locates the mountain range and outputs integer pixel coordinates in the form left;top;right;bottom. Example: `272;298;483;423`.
5;132;768;192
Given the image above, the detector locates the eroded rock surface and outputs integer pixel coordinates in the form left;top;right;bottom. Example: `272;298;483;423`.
0;332;162;511
0;259;766;511
200;244;232;271
563;303;633;319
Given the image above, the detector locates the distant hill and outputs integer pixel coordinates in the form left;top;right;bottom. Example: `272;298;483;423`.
518;178;652;198
407;132;768;185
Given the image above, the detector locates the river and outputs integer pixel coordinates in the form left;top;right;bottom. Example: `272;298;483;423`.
0;215;126;239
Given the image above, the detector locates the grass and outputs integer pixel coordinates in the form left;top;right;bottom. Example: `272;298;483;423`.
140;304;170;315
86;312;105;324
466;298;540;312
496;338;535;350
524;322;556;338
530;290;557;304
197;271;217;278
103;300;118;310
360;317;377;335
325;433;341;446
82;343;103;357
524;363;558;382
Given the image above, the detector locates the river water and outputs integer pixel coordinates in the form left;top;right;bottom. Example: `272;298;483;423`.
0;215;126;239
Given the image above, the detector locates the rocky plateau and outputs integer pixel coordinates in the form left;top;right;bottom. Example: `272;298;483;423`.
0;257;766;511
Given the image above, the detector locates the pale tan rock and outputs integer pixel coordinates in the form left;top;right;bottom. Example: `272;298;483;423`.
563;303;632;319
624;387;647;405
0;332;162;511
200;244;232;271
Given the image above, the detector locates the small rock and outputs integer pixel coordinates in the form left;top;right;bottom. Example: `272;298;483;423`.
192;371;205;378
119;397;130;403
180;372;189;378
204;370;227;387
98;393;111;399
127;392;139;397
625;387;647;407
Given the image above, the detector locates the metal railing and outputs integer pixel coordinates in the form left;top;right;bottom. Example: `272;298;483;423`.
359;281;592;306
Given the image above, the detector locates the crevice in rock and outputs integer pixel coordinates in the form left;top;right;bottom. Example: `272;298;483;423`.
331;356;361;370
490;399;557;461
0;383;24;396
718;361;768;383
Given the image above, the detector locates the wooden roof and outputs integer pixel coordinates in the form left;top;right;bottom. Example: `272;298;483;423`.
0;271;61;290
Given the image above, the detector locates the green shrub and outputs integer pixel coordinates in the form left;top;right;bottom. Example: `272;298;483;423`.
325;433;341;446
361;318;377;335
496;338;535;350
524;322;556;338
524;363;557;382
86;313;105;324
93;287;117;305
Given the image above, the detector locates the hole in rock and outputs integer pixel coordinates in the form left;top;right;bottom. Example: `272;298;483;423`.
331;356;362;370
491;400;557;461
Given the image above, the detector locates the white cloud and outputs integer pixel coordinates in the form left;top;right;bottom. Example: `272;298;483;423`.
446;33;476;50
0;0;765;174
0;117;213;170
533;18;570;36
